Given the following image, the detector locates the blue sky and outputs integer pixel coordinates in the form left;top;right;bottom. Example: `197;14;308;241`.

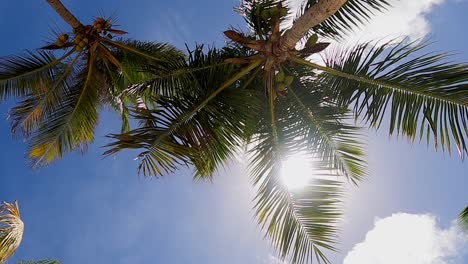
0;0;467;263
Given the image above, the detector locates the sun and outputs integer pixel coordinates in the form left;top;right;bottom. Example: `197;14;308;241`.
281;154;315;190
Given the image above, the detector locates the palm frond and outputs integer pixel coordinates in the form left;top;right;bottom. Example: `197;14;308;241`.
9;52;81;138
249;99;342;263
2;35;188;166
0;201;24;263
105;48;263;178
104;101;194;176
459;207;468;232
28;47;102;167
294;40;468;158
104;39;176;63
106;40;187;93
237;0;288;40
97;40;188;134
0;50;73;100
300;0;390;38
285;75;366;184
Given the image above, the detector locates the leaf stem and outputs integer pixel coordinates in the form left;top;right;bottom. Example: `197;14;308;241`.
103;39;166;62
1;49;74;84
291;56;467;107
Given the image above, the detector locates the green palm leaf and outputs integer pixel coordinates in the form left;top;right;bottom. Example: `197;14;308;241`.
287;87;365;183
9;52;81;138
28;47;102;167
249;97;342;264
105;39;187;93
459;207;468;232
0;201;24;263
0;50;73;100
1;35;186;166
99;40;188;133
105;48;263;178
293;40;468;158
282;65;366;184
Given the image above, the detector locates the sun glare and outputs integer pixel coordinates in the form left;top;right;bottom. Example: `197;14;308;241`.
281;154;315;190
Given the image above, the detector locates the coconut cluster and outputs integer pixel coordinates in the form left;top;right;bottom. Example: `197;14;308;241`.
275;70;294;93
44;17;124;52
66;17;112;51
73;34;89;52
305;34;319;49
93;17;111;33
255;5;287;20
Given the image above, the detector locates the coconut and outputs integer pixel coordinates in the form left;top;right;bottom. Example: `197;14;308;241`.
260;10;270;20
59;34;69;42
306;34;319;48
279;7;287;17
284;76;294;86
269;7;279;17
74;34;82;44
276;71;285;82
277;83;287;92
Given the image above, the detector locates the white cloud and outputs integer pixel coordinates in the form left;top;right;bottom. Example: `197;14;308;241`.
288;0;448;44
343;213;468;264
342;0;446;45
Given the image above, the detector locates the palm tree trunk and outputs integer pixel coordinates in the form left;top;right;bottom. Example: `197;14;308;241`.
280;0;347;50
46;0;82;28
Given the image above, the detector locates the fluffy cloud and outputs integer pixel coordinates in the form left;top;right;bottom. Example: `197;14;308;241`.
343;213;468;264
342;0;446;45
288;0;447;44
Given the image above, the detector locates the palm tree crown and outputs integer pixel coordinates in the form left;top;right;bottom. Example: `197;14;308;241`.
107;1;467;262
0;0;466;263
0;12;185;167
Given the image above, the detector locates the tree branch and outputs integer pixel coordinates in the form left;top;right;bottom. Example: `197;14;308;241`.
46;0;83;28
280;0;347;50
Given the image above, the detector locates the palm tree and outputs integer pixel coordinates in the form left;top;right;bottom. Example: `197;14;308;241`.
0;0;466;263
0;0;185;167
106;0;467;263
0;201;24;263
0;200;59;264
